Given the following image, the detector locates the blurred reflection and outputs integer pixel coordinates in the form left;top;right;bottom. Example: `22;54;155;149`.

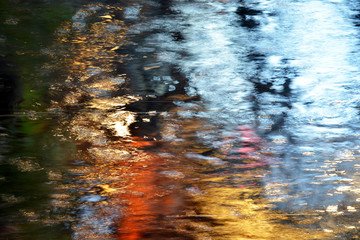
11;0;360;239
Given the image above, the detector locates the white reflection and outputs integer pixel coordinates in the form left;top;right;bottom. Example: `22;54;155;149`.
175;0;254;139
258;0;360;210
110;111;136;137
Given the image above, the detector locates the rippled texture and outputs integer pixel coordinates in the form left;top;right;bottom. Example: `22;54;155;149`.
2;0;360;239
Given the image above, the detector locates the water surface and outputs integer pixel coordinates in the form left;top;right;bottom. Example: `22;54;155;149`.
2;0;360;239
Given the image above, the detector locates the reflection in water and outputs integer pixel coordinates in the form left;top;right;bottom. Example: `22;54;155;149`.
43;0;360;238
3;0;360;239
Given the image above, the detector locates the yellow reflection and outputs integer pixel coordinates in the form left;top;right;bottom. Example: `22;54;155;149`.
51;3;128;85
186;177;332;240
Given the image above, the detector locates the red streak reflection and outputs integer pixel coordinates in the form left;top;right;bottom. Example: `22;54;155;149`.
115;139;186;239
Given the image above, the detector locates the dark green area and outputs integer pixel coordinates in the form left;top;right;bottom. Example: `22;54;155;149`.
0;116;76;239
0;0;76;111
0;0;79;239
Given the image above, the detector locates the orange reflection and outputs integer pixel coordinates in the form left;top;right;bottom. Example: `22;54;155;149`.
114;144;186;239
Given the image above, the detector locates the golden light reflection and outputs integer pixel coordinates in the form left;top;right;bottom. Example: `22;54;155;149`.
184;178;331;239
48;3;150;238
53;5;127;77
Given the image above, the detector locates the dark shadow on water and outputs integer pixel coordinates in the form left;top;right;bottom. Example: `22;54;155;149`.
236;6;262;29
0;57;20;115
